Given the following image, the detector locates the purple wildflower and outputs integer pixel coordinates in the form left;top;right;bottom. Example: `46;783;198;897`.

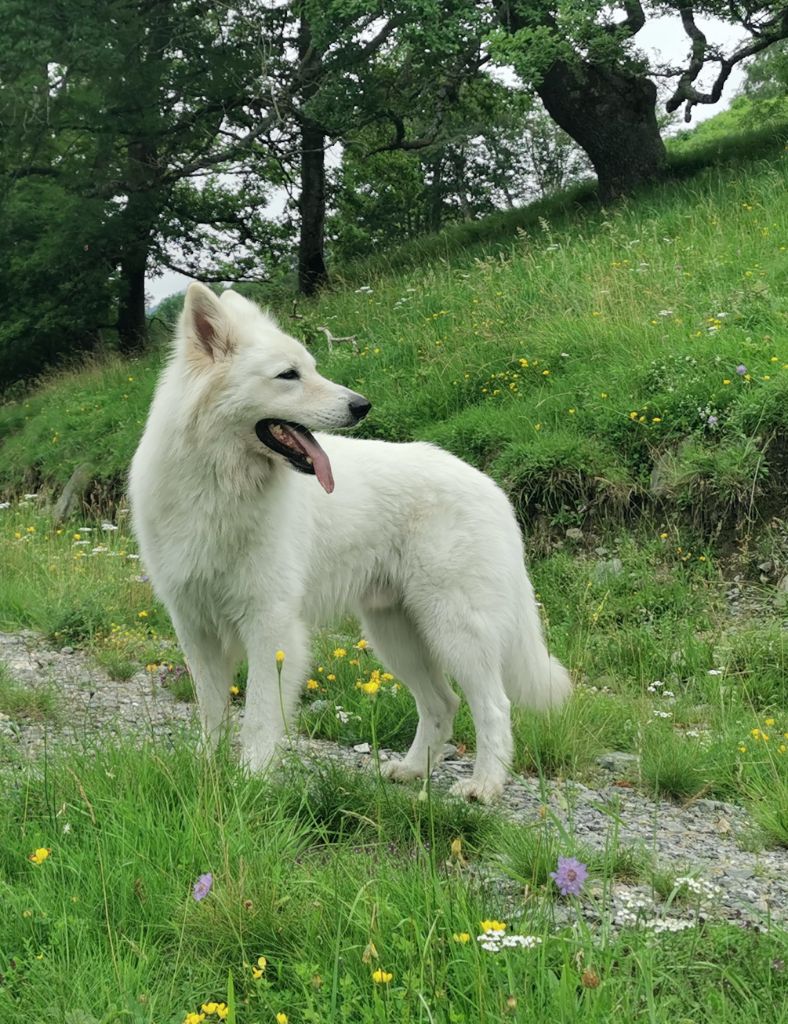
706;415;718;427
550;857;588;897
192;872;213;901
736;364;747;376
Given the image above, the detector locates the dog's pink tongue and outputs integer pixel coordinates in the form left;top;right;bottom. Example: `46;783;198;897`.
308;444;334;494
286;427;334;494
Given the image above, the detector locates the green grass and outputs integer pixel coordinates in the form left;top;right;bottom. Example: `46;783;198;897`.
1;135;787;539
2;740;787;1024
1;119;788;1021
0;663;61;725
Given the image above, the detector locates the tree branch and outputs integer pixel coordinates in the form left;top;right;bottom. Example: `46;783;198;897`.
155;257;270;284
667;5;788;120
610;0;646;38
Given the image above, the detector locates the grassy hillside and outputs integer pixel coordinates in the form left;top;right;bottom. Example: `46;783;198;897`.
1;135;786;541
2;125;788;1024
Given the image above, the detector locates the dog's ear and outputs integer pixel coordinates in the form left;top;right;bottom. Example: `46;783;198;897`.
183;282;233;361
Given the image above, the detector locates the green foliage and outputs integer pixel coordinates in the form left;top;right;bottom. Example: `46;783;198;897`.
0;179;115;386
0;664;61;724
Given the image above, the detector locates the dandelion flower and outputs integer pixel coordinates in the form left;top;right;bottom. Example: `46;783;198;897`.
192;872;213;901
333;647;347;658
275;650;285;664
550;857;588;896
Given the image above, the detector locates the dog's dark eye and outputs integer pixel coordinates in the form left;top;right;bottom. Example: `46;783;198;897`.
276;369;300;381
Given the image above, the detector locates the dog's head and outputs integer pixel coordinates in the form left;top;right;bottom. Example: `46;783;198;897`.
177;282;370;493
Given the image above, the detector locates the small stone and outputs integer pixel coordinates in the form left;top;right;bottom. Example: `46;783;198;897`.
60;646;75;655
353;742;371;754
565;528;583;542
592;558;623;582
597;752;639;772
723;866;754;881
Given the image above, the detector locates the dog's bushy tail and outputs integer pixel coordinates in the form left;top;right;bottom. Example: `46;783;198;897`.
502;574;571;711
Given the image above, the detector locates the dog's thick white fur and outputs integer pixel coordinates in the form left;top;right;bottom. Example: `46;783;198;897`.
129;283;571;801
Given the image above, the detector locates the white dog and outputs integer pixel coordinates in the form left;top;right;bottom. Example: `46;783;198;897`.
129;283;570;801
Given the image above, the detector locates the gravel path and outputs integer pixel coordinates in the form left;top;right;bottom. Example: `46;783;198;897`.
2;630;786;932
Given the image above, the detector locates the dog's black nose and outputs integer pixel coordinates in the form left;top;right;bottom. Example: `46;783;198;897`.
348;396;371;422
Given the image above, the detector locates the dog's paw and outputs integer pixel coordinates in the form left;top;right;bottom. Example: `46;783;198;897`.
449;777;504;804
380;758;426;783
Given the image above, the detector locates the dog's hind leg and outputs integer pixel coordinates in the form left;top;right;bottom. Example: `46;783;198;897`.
409;599;513;803
360;605;460;782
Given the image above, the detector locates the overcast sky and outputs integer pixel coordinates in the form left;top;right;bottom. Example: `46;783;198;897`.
147;14;750;305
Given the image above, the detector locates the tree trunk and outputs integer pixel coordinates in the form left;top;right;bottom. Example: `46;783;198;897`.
117;244;149;353
296;12;327;297
536;59;667;202
426;154;444;233
116;137;159;353
298;117;328;296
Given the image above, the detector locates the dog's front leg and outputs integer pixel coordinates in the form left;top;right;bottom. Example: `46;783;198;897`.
171;613;237;750
239;617;311;773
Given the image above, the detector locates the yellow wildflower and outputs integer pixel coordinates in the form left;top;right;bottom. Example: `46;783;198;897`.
355;639;368;649
372;969;393;984
29;848;51;865
333;647;347;658
306;678;320;690
230;685;240;696
276;1014;289;1024
452;932;471;943
275;650;285;664
480;919;506;932
765;718;775;727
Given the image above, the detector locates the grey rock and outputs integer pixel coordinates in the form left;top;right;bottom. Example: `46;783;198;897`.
597;752;639;772
592;558;623;582
565;528;584;542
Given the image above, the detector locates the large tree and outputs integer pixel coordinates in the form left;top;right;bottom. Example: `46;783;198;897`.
493;1;788;200
1;0;287;355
